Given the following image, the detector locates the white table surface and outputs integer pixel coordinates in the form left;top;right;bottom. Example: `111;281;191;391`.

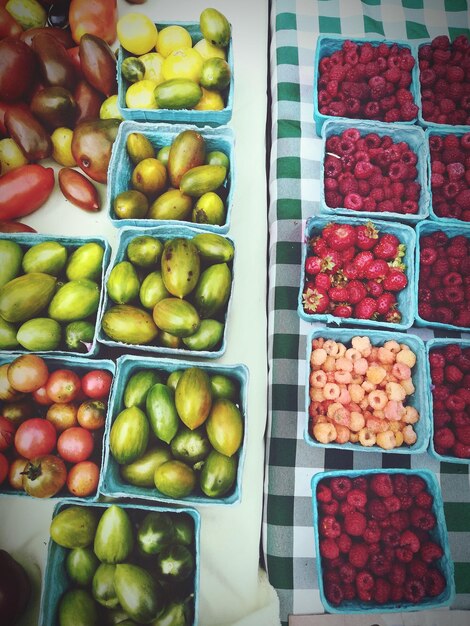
0;1;281;624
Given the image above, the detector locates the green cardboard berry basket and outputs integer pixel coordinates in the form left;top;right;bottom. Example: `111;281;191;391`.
304;327;430;454
311;468;455;613
39;500;200;626
99;354;248;506
0;233;111;357
117;21;233;126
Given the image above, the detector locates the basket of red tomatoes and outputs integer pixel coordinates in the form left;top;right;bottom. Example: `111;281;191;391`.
0;353;114;500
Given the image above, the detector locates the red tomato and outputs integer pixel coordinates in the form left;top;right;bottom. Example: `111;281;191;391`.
32;385;53;406
0;164;55;220
0;453;8;485
0;416;15;451
77;400;106;430
0;220;37;233
46;369;81;403
7;354;49;393
14;418;57;460
0;7;22;40
57;427;94;463
46;403;78;433
66;460;99;497
81;370;112;400
8;457;28;490
0;363;23;402
69;0;117;45
22;454;67;497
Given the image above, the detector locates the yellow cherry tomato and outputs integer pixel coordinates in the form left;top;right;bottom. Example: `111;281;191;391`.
125;80;159;109
162;47;203;82
50;128;76;167
193;87;225;111
156;25;192;58
139;52;165;84
117;13;158;55
193;38;226;61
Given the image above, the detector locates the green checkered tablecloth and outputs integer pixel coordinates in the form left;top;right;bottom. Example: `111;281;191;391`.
263;1;470;624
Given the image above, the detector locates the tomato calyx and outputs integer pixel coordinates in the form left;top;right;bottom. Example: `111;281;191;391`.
21;459;45;482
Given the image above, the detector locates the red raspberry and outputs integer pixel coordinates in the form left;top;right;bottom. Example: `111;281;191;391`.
404;578;426;603
348;543;369;568
344;511;367;537
320;538;340;560
453;441;470;458
363;520;381;544
383;495;401;513
324;581;344;606
352;476;368;491
410;507;436;531
399;529;421;553
389;510;410;532
346;488;368;508
355;570;374;592
390;586;405;602
414;492;433;514
399;494;414;510
373;578;391;604
408;475;426;495
434;427;455;450
381;526;400;547
320;515;342;538
389;562;406;586
367;498;389;520
370;473;394;498
456;425;470;445
339;562;357;584
408;558;428;579
425;568;447;597
337;532;352;554
316;483;332;503
395;546;414;563
329;476;352;499
392;473;409;495
420;541;444;563
320;499;339;516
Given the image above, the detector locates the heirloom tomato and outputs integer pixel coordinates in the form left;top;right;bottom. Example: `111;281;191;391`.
81;370;112;399
46;369;81;403
22;454;67;497
69;0;117;45
14;417;57;459
7;354;49;393
8;457;27;490
57;426;94;463
46;402;78;433
0;415;15;451
66;460;99;497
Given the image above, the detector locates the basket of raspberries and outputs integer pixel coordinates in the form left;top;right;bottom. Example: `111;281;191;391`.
415;221;470;330
311;469;455;613
298;216;416;330
314;36;419;136
321;119;429;223
418;34;470;128
427;339;470;463
306;330;430;454
427;129;470;223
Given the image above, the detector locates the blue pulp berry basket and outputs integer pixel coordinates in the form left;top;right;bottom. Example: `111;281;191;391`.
117;21;233;126
311;468;455;614
320;119;430;224
96;225;235;358
0;355;115;501
99;354;248;506
0;233;111;357
414;220;470;332
426;337;470;465
297;215;417;330
305;327;430;454
107;120;234;233
416;41;470;132
425;126;470;226
39;500;201;626
313;35;420;137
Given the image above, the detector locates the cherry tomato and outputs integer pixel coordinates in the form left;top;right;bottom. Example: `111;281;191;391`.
46;369;81;403
81;370;112;400
32;385;53;406
69;0;117;45
77;400;106;430
8;457;27;490
46;403;78;433
7;355;49;393
14;418;57;460
22;454;67;497
0;453;8;485
57;427;94;463
0;363;24;402
0;416;15;451
1;399;35;427
66;460;99;497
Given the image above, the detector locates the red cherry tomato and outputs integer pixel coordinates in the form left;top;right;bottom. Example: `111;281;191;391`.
46;369;81;403
66;460;100;497
7;354;49;393
57;427;94;463
32;385;53;406
0;453;8;485
0;416;15;451
81;370;113;400
14;418;57;460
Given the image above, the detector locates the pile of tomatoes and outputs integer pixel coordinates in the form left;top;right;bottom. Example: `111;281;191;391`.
0;354;113;498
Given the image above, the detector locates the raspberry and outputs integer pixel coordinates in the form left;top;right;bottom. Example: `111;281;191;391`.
383;495;401;513
420;541;444;563
329;476;352;499
389;562;406;586
395;546;414;563
337;532;352;554
399;529;421;553
373;577;391;604
320;538;340;560
424;568;446;597
392;473;409;495
408;475;426;495
367;498;389;520
320;515;342;538
404;578;426;603
348;543;369;568
408;558;428;579
344;511;367;537
389;510;410;532
363;520;381;544
346;488;368;508
339;562;356;584
370;473;394;498
324;581;344;606
410;507;436;531
381;526;400;547
355;570;374;592
316;483;332;503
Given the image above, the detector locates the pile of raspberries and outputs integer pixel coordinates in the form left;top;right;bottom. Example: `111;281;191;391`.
316;472;448;607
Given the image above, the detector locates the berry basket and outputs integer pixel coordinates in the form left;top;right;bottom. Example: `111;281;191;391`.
416;39;470;132
107;120;235;233
0;354;115;502
313;35;420;137
99;354;248;506
39;500;201;626
414;219;470;332
320;119;429;224
305;327;430;454
0;233;111;357
311;468;455;614
96;225;235;359
117;21;233;126
425;127;470;226
426;337;470;465
297;215;417;330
